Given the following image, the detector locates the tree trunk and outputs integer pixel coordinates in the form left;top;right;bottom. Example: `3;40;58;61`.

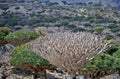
65;73;88;79
33;70;47;79
33;71;37;79
65;73;76;79
40;70;47;79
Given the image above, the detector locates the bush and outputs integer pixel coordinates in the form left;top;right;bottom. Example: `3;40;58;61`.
110;27;120;32
105;34;113;40
80;53;120;72
106;44;119;55
72;27;86;32
0;27;11;46
0;21;6;26
107;24;118;29
26;18;40;25
9;45;50;67
66;24;77;29
60;21;69;26
5;30;39;46
93;25;104;33
83;23;91;27
71;16;85;21
0;27;11;40
113;46;120;59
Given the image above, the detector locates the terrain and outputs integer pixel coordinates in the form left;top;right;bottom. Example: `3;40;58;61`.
0;0;120;79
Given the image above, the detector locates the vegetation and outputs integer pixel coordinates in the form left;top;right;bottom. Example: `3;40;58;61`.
5;30;39;40
0;27;11;40
28;32;109;79
9;45;50;79
113;46;120;59
10;45;49;67
72;27;86;32
0;27;11;46
105;34;113;40
80;53;120;71
0;1;120;79
5;30;40;46
79;44;120;78
93;25;104;33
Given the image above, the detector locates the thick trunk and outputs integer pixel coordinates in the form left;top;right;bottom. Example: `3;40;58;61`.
40;70;47;79
67;75;76;79
65;73;76;79
33;71;37;79
65;74;88;79
33;70;47;79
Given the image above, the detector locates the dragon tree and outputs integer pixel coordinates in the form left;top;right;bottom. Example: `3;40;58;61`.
28;32;110;79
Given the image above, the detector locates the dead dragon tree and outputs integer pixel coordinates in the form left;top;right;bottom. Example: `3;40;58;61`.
28;32;110;79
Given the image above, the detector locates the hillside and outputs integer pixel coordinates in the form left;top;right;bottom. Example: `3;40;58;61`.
0;0;120;79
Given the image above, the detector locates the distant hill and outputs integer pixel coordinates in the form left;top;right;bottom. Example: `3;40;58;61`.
0;0;120;10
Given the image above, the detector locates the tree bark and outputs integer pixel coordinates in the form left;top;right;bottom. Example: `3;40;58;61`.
33;71;37;79
33;70;47;79
65;73;76;79
39;70;47;79
65;74;89;79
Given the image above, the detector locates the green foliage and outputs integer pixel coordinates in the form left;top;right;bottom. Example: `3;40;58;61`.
93;25;104;32
66;24;77;29
7;15;20;26
0;4;9;10
60;21;69;26
87;29;94;33
5;30;39;41
105;34;113;40
26;18;40;25
9;45;50;66
72;27;86;32
0;27;11;40
0;21;6;26
106;44;118;55
107;24;118;29
15;6;20;10
71;16;85;21
113;46;120;59
83;23;91;27
110;28;120;32
80;53;120;72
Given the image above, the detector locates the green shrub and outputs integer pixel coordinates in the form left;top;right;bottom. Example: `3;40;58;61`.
72;27;86;32
113;46;120;59
83;23;91;27
107;24;118;29
105;34;113;40
0;21;6;26
0;27;11;40
5;30;39;46
26;18;40;25
80;53;120;72
87;29;94;33
5;30;39;41
110;28;119;32
9;45;50;67
71;16;85;21
66;24;77;29
60;21;69;26
93;25;104;33
106;44;119;55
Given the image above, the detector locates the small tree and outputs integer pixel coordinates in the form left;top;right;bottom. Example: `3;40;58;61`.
9;45;51;79
5;30;40;46
80;53;120;79
0;27;11;46
28;32;110;79
93;26;104;33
